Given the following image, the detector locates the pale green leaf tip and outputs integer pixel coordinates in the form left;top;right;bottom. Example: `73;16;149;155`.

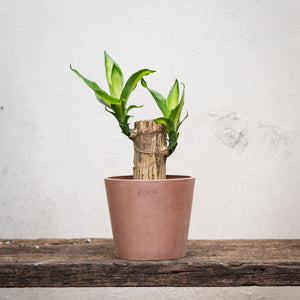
144;70;156;74
104;51;113;63
104;51;115;62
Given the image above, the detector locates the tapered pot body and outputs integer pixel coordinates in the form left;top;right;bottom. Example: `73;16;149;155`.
105;175;195;260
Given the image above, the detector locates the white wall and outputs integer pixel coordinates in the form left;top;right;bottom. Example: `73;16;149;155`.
0;0;299;299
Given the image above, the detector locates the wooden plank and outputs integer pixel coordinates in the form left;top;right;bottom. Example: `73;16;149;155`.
0;239;299;287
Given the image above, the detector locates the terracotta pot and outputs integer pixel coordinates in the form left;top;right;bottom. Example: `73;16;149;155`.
104;175;195;260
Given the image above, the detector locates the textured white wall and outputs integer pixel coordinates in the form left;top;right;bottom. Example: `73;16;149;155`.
0;0;299;299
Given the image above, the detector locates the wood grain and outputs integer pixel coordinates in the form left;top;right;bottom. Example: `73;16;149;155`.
0;239;299;287
131;120;168;179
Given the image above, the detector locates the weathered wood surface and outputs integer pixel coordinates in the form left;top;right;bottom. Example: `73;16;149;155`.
0;239;299;287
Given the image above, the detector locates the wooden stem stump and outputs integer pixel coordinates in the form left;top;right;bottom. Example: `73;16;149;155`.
130;120;168;180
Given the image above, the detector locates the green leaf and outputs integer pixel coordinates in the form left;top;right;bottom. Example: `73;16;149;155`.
126;104;143;114
104;105;116;117
167;130;178;155
141;78;169;117
169;82;185;128
154;117;174;133
104;52;123;85
110;103;123;119
70;65;120;106
167;79;179;111
111;64;123;98
104;52;124;98
177;111;189;131
123;114;133;124
95;93;109;107
118;121;131;137
104;51;113;86
120;69;155;104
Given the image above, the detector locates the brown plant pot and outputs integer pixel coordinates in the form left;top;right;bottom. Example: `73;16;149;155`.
104;175;195;260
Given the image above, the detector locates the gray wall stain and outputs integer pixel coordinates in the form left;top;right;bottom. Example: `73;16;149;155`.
208;109;298;159
209;109;248;151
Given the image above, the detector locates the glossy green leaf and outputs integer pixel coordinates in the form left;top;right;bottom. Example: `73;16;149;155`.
126;104;143;114
177;111;189;131
141;78;169;117
111;64;123;98
169;82;185;128
167;130;178;155
118;121;131;137
154;117;174;132
104;105;116;117
110;103;123;119
123;114;133;123
104;51;113;86
70;65;120;106
104;52;124;98
121;69;155;104
95;93;109;107
167;79;179;111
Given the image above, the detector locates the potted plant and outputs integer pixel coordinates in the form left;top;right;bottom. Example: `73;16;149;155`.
70;52;195;260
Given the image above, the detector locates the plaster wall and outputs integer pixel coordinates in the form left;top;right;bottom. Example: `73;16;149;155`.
0;0;299;299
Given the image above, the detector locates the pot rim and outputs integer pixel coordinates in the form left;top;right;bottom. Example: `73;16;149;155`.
104;175;195;182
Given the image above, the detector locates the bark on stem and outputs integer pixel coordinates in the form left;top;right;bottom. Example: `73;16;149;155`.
130;120;168;180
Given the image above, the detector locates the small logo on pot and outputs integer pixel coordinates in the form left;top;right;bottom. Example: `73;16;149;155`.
137;190;157;196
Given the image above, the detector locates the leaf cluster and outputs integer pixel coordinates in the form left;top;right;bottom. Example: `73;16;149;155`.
70;52;154;137
70;51;188;155
141;79;188;154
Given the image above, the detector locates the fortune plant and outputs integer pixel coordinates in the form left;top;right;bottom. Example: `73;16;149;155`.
141;78;188;155
71;51;188;179
70;51;154;137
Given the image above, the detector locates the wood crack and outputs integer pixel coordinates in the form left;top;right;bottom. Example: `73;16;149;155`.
1;239;299;287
